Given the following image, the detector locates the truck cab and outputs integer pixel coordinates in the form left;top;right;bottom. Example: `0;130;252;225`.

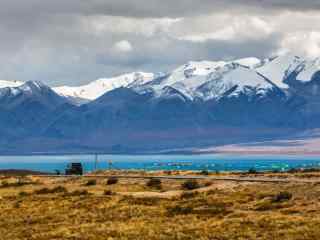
65;163;83;175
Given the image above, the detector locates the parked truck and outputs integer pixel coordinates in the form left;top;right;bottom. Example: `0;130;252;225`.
65;163;83;175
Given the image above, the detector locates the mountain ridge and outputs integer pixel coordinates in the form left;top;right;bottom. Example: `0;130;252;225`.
0;53;320;153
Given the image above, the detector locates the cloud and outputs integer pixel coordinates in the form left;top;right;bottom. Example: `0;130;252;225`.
0;1;319;86
1;0;320;19
173;14;274;42
279;32;320;58
83;16;180;37
113;40;133;52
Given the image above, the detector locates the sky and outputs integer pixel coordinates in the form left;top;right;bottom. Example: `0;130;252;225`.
1;0;320;86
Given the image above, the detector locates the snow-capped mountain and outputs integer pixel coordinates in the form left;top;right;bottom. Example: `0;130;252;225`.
256;53;320;89
256;53;304;89
3;53;320;153
133;61;227;100
0;80;23;88
53;72;157;101
233;57;262;68
0;81;68;110
3;54;320;105
297;57;320;83
195;63;277;100
53;58;261;102
50;53;320;104
155;57;262;90
133;58;269;101
0;81;72;143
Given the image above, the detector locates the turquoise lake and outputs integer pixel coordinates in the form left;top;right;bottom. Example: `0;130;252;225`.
0;154;320;173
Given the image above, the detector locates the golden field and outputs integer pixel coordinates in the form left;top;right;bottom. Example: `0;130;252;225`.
0;170;320;240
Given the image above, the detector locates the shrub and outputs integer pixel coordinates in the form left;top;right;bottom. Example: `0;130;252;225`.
193;202;230;215
104;190;113;195
85;179;97;186
122;196;160;206
248;168;258;174
52;186;68;193
255;201;278;211
302;168;320;173
34;187;50;194
34;186;67;195
68;189;89;196
167;205;193;216
146;178;162;189
18;191;29;197
255;192;293;211
180;191;199;199
200;170;209;175
14;202;21;208
106;177;118;185
288;168;299;173
204;181;213;187
1;179;38;188
1;181;9;188
181;180;200;190
273;191;293;202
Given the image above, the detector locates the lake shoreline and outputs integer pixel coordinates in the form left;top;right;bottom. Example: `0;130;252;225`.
0;153;320;174
194;150;320;156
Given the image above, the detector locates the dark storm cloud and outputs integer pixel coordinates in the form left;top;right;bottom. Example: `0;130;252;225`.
1;0;320;19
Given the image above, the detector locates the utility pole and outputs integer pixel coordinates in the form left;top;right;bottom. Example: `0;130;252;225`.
108;160;113;170
94;153;98;171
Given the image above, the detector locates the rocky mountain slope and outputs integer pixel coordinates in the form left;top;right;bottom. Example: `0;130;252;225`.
1;53;320;153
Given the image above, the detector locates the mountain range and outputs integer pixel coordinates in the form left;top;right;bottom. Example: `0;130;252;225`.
1;52;320;154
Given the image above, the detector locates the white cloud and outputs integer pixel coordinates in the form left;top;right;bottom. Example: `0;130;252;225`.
166;10;320;59
279;31;320;58
264;11;320;58
113;40;133;52
83;16;180;37
171;14;274;42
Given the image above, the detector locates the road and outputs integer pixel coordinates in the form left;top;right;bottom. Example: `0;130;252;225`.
32;174;320;184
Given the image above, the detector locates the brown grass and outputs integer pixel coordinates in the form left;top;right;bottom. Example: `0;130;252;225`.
0;171;320;239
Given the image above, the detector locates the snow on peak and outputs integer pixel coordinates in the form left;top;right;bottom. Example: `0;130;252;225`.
195;63;274;100
256;52;305;89
184;60;227;76
137;61;275;101
233;57;262;69
0;80;51;97
156;61;227;90
294;57;320;83
54;72;156;100
25;80;47;88
169;57;261;82
256;52;320;87
53;57;263;102
0;80;23;88
18;81;49;94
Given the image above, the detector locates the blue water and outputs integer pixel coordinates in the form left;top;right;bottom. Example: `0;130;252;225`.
0;154;320;173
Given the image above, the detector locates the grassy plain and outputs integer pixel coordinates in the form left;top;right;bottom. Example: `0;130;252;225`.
0;170;320;239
